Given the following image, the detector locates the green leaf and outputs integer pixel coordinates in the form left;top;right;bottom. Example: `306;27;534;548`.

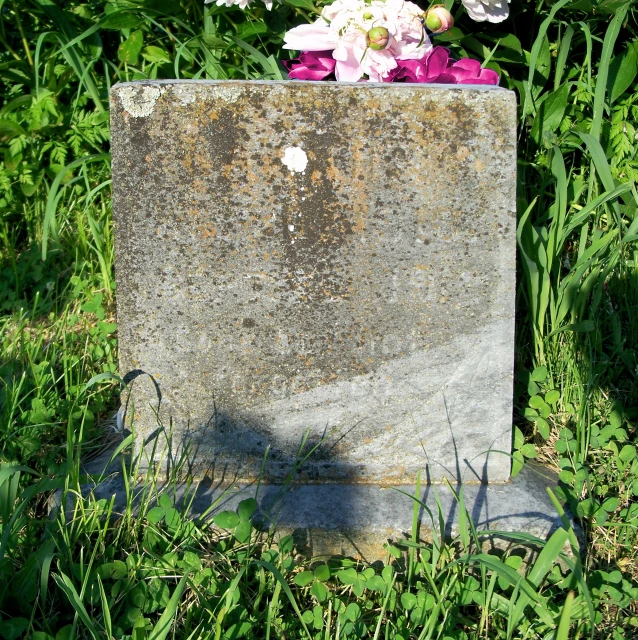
430;27;464;43
294;571;315;587
609;408;623;429
142;46;172;64
237;497;257;521
524;407;539;421
607;40;638;103
118;30;144;65
601;497;619;512
400;592;417;610
531;366;547;382
310;580;328;602
224;621;253;639
545;390;560;405
345;602;361;621
521;444;537;459
283;0;316;11
536;418;550;440
122;607;143;630
147;580;170;612
530;83;570;144
529;395;545;410
146;506;165;523
52;573;100;640
278;535;293;556
619;444;636;463
511;450;525;477
313;564;331;582
337;568;358;585
0;118;27;139
234;519;252;544
213;510;240;529
0;618;29;640
148;574;189;640
366;575;386;592
103;12;142;30
514;426;525;449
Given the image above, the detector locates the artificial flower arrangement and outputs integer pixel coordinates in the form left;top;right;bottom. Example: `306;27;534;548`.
206;0;509;85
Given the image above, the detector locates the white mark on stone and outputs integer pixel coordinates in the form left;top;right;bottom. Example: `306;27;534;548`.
281;146;308;174
118;85;162;118
288;224;295;232
211;85;244;103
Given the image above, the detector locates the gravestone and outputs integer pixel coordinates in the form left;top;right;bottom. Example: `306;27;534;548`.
110;80;517;487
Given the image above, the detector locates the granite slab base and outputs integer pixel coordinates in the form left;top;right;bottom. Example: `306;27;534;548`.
85;451;574;561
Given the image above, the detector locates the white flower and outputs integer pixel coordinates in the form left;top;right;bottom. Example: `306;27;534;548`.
283;0;431;82
204;0;272;10
461;0;509;23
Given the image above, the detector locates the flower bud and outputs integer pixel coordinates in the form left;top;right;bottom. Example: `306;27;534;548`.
423;5;453;33
366;26;390;50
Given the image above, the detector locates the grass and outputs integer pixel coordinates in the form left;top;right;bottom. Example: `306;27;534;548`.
0;0;637;637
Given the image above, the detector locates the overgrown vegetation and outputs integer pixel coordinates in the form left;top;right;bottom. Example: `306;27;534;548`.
0;0;637;638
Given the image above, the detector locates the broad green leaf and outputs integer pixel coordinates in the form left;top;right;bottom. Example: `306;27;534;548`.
536;418;550;440
146;506;164;523
336;568;358;585
530;83;570;144
0;618;29;640
213;510;240;529
294;571;315;587
521;444;537;459
310;580;328;602
514;426;525;449
529;395;546;410
511;450;525;477
238;497;257;521
103;12;142;30
366;575;386;592
118;30;144;65
234;519;252;543
143;45;172;64
609;407;623;429
531;366;547;382
545;390;560;405
601;497;619;512
619;444;636;463
607;40;638;103
313;564;330;582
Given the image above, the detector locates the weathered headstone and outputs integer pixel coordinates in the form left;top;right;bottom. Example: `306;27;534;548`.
110;80;517;486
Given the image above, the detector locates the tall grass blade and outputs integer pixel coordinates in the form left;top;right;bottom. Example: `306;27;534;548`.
42;154;110;259
590;3;629;140
148;574;189;640
52;571;100;640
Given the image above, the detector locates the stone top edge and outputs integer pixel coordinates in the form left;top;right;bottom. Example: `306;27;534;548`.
111;79;513;93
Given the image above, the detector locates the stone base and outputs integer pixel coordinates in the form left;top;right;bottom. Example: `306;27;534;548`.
85;449;573;561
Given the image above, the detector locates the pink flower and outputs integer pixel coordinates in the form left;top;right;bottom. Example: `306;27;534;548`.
446;58;500;84
282;51;336;80
387;47;499;85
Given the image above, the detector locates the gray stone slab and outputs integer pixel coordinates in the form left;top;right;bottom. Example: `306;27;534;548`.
83;450;571;562
110;80;517;484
